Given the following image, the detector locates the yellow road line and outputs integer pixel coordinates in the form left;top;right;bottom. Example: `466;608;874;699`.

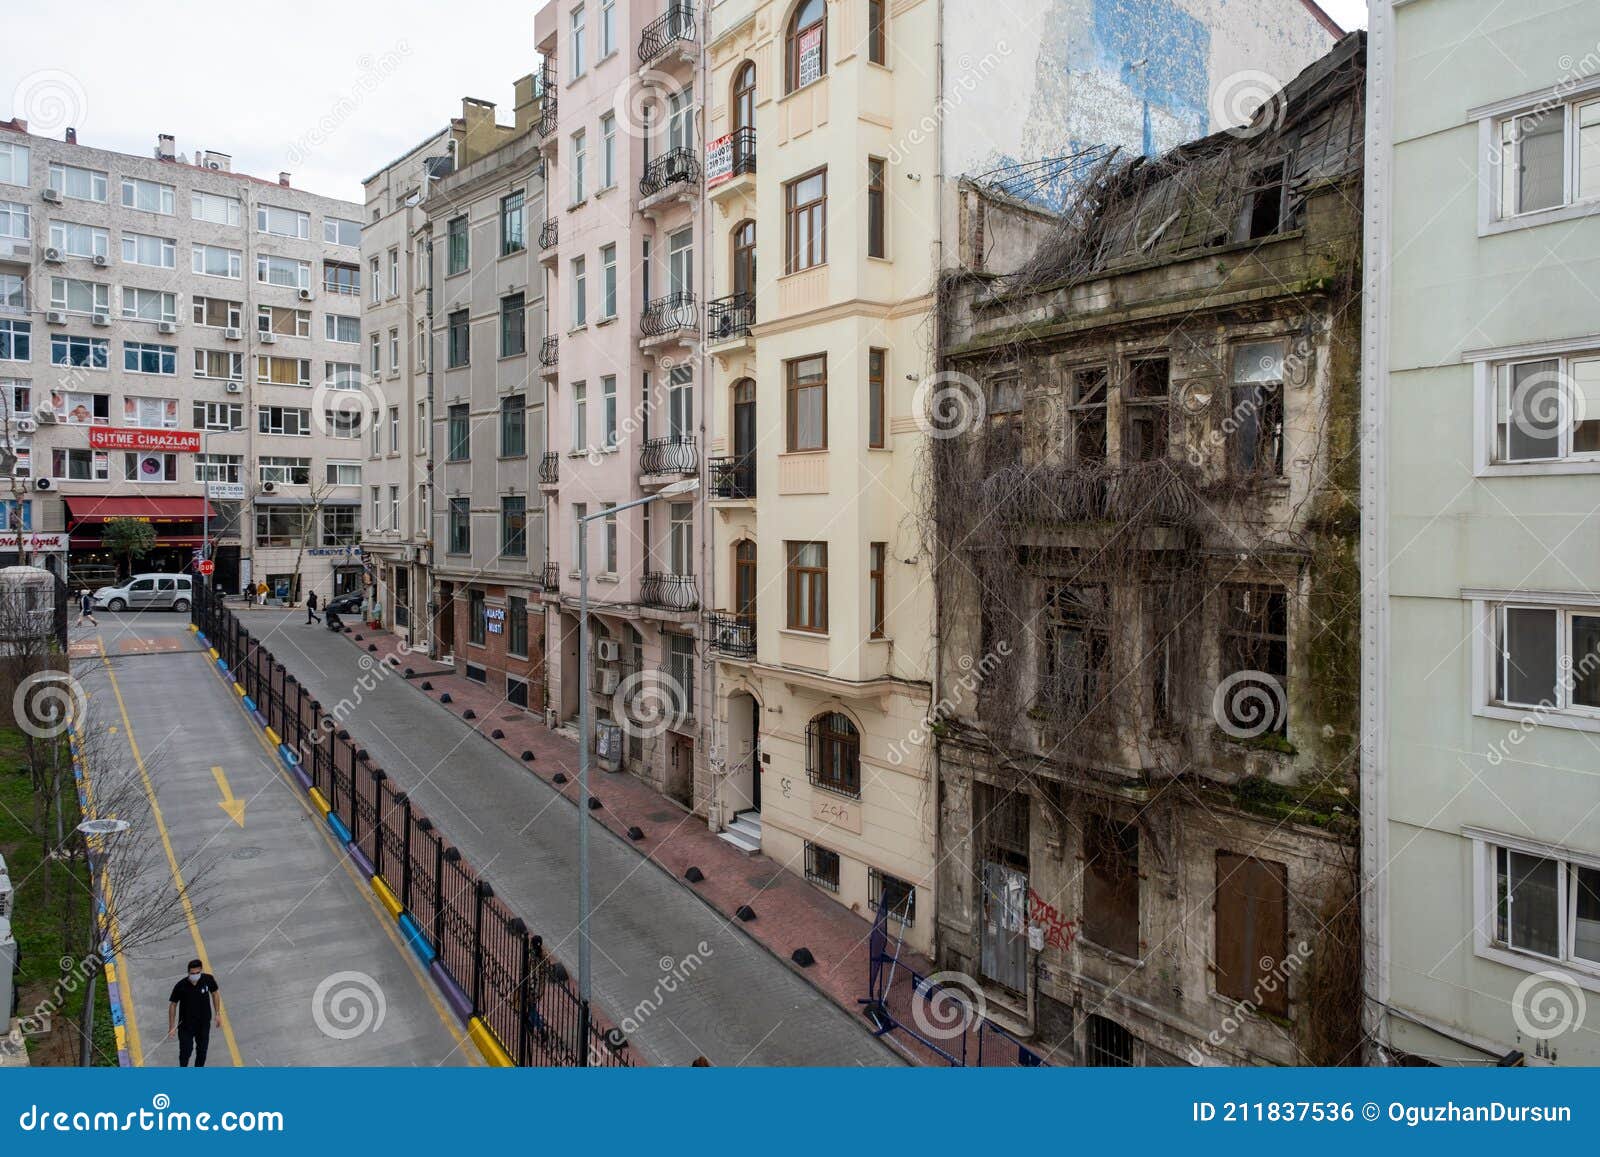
101;640;245;1067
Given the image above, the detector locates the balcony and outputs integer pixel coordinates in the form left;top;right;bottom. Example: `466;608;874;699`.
538;217;558;254
536;65;558;138
639;435;697;478
542;560;560;593
539;335;558;371
640;290;698;347
641;572;699;613
705;612;755;660
539;450;559;488
638;4;695;67
707;127;755;202
708;455;754;501
639;147;700;205
706;293;754;348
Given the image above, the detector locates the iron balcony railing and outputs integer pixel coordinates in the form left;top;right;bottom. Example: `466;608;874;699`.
641;572;699;612
724;126;756;178
639;434;697;476
536;65;558;137
639;147;700;199
538;218;558;250
539;450;559;485
705;611;755;659
638;3;695;65
706;293;754;343
539;335;558;367
708;455;754;499
542;560;560;591
640;290;698;337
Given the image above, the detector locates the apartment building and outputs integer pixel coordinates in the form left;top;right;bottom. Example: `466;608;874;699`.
416;87;549;703
1365;0;1600;1065
0;120;366;597
533;0;708;806
697;0;1339;955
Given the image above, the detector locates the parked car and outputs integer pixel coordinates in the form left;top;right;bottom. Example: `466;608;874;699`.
93;573;194;612
323;591;362;629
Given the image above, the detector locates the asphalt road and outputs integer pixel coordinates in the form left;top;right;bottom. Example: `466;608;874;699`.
73;611;475;1067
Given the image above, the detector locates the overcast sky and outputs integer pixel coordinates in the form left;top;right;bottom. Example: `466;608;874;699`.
0;0;1367;205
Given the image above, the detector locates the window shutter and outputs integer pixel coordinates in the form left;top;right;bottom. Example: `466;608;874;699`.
1215;852;1289;1015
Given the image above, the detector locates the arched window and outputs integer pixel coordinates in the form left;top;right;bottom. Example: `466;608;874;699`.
785;0;827;93
731;219;756;299
732;62;756;132
807;710;860;797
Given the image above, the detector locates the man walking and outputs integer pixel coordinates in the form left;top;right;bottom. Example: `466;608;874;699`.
256;580;268;606
166;959;221;1067
305;590;320;625
73;589;97;628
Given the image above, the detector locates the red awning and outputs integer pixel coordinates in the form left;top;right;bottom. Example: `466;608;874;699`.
65;496;217;524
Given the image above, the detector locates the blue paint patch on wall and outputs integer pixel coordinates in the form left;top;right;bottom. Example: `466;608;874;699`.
1091;0;1210;144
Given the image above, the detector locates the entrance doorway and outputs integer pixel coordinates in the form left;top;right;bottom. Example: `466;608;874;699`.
979;785;1030;995
726;690;760;813
436;581;455;657
667;732;694;809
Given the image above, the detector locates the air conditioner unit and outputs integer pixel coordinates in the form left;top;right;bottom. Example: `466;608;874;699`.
91;313;110;327
14;417;36;434
33;406;57;424
41;187;62;204
224;381;242;394
597;668;620;694
46;311;67;326
92;254;109;268
223;327;242;341
545;709;558;729
262;480;276;493
34;476;53;491
1;241;30;260
297;288;314;301
157;321;177;334
596;639;620;662
259;331;277;344
43;247;62;263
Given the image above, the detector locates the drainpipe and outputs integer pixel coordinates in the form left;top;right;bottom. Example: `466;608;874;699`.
697;0;717;831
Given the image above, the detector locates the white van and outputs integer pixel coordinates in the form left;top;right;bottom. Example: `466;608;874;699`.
92;573;194;612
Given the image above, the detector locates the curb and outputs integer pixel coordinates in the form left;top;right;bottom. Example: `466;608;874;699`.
67;724;132;1068
196;626;511;1068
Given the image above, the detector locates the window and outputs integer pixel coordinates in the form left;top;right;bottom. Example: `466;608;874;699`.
1493;601;1600;712
1040;585;1109;719
667;88;695;153
1082;816;1140;957
1122;357;1169;462
192;244;242;279
667;227;693;295
256;305;310;337
0;273;21;313
447;498;471;554
468;588;487;646
0;201;26;240
49;163;107;203
868;542;886;638
1240;162;1286;240
507;596;530;658
1084;1015;1134;1067
50;277;108;316
121;177;175;215
785;354;826;451
447;309;470;367
389;328;399;371
787;541;828;632
323;216;361;246
122;286;176;323
257;255;310;289
258;405;312;436
51;448;109;481
371;486;382;530
50;390;107;424
193;296;242;330
323;506;359;545
51;335;108;370
571;257;587;326
122;450;178;482
0;142;29;187
501;496;527;557
500;293;526;357
804;842;840;891
388;248;398;297
666;633;695;715
389;485;400;529
866;157;886;258
1070;366;1109;463
388;406;399;452
490;394;525;458
1494;98;1600;219
190;190;242;226
257;456;311;485
325;314;360;344
122;232;176;268
1214;853;1289;1015
601;375;617;446
447;215;469;274
501;191;525;255
1494;354;1600;463
867;0;887;64
256;356;311;386
370;332;381;374
572;382;588;449
807;710;858;796
50;221;107;259
1484;840;1600;970
571;131;587;203
600;0;616;55
1220;584;1289;735
602;503;619;573
325;260;361;296
122;395;177;428
193;350;243;380
868;348;886;447
447;403;470;460
325;408;362;440
600;245;617;318
669;501;693;573
0;320;28;362
1231;341;1286;476
785;0;827;92
785;169;827;272
256;204;310;239
572;502;588;566
869;868;915;926
601;113;617;189
570;4;587;76
194;452;242;482
192;401;243;431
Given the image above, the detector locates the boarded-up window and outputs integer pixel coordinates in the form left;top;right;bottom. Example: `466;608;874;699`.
1082;815;1139;957
1214;852;1289;1015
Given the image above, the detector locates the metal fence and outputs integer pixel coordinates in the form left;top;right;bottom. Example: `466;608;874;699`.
193;587;632;1067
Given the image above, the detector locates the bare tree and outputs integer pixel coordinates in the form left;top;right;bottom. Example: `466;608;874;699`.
287;476;335;605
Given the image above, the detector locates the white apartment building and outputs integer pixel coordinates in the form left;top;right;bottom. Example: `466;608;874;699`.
0;119;366;598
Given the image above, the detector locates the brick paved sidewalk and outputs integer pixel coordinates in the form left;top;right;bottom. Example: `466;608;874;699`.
340;624;1034;1067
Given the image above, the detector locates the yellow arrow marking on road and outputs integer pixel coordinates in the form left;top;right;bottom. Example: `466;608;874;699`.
212;766;246;828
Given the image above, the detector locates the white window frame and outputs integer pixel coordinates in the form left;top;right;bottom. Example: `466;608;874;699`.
601;113;617;189
325;460;362;486
601;0;616;57
325;314;361;344
571;130;587;204
1467;829;1600;991
1467;336;1600;476
192;190;242;226
571;4;587;77
324;217;361;247
572;381;588;450
571;256;587;327
257;254;311;289
0;200;28;240
49;277;108;316
121;286;177;324
193;349;243;381
1468;588;1600;734
121;232;177;269
256;204;311;239
1474;79;1600;235
193;244;243;279
600;243;617;319
0;143;29;188
121;177;175;215
48;163;107;203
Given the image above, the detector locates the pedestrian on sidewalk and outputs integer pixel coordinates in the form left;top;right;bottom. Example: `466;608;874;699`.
255;580;268;606
166;959;221;1067
73;589;97;628
305;590;320;625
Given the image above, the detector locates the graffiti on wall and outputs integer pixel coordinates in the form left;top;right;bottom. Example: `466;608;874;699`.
1028;888;1079;952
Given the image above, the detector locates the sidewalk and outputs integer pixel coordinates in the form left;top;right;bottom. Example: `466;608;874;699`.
339;623;1032;1067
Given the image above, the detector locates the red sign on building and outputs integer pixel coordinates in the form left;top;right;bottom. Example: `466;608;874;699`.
88;428;203;453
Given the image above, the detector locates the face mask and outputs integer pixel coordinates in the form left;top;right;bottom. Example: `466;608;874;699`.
188;973;201;983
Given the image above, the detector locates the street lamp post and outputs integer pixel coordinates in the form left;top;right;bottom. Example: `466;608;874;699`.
574;476;698;1052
